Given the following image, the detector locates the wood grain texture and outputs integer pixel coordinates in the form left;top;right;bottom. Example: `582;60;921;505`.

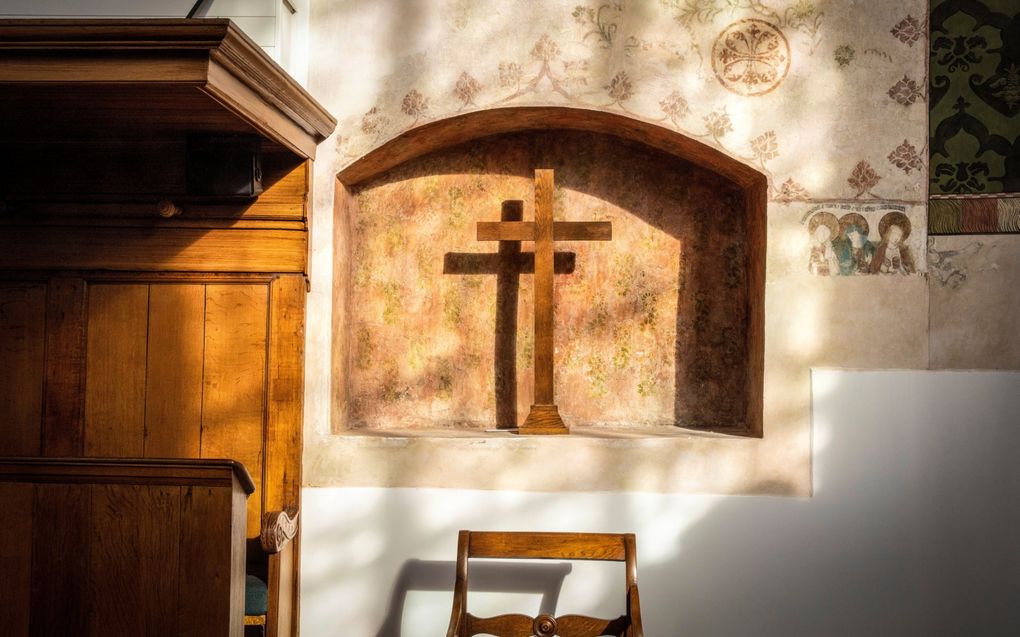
41;277;86;456
477;221;535;241
468;532;629;561
1;459;251;637
518;404;569;435
0;19;336;158
88;484;146;635
0;284;45;456
202;284;268;538
744;183;767;437
533;169;555;406
465;613;630;637
145;284;205;458
265;275;304;514
0;482;32;637
0;457;254;493
265;275;305;637
178;485;239;637
84;284;149;457
0;227;307;273
31;483;90;636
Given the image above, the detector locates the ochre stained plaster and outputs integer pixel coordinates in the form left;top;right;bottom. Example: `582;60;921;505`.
340;132;749;432
302;0;945;495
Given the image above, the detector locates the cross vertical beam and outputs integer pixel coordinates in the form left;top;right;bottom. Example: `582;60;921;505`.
476;169;612;435
520;169;568;433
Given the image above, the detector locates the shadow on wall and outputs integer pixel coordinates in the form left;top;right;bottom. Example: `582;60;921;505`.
301;371;1020;636
374;560;571;637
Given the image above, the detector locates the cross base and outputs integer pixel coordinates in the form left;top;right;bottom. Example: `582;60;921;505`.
516;404;569;435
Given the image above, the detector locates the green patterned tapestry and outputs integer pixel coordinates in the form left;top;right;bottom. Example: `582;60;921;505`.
929;0;1020;233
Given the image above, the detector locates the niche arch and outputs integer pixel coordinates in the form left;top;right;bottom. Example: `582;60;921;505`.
332;106;766;436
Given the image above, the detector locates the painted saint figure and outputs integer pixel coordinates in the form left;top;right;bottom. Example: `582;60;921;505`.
870;212;915;275
833;213;875;276
807;212;840;276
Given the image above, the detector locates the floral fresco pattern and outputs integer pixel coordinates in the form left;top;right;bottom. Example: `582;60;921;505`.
324;0;928;208
712;19;790;96
345;131;749;430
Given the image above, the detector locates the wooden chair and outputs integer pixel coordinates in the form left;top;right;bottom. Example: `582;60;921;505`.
446;531;644;637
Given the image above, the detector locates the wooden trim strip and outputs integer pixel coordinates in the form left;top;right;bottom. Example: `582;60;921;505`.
0;226;307;273
467;532;628;561
0;457;256;494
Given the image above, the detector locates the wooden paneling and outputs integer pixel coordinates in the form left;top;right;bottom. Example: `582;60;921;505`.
31;483;91;635
84;284;149;457
203;284;268;537
145;284;205;458
266;275;305;637
0;284;45;456
41;277;86;456
0;227;307;273
1;458;251;637
178;485;236;637
87;484;184;635
0;20;336;157
139;485;183;633
0;482;32;636
266;275;304;513
88;484;146;635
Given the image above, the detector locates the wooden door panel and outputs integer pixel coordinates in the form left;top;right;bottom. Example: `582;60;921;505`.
145;284;205;458
0;284;46;456
202;284;268;537
0;482;33;636
84;284;149;457
41;277;87;456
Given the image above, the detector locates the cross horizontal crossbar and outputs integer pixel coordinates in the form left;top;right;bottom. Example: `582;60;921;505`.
477;221;612;242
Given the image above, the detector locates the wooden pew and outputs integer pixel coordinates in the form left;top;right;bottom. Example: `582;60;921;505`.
0;457;254;637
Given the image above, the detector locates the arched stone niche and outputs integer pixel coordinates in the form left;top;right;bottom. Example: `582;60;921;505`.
332;107;765;437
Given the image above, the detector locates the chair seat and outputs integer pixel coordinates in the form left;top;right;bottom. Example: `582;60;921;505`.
245;573;269;617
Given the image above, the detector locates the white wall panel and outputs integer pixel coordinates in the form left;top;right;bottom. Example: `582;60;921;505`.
302;370;1020;637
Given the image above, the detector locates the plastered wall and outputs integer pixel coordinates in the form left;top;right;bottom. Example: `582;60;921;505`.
303;0;950;495
301;370;1020;636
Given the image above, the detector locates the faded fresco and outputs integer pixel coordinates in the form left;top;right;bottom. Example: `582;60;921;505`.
804;205;922;276
344;131;747;430
328;0;928;206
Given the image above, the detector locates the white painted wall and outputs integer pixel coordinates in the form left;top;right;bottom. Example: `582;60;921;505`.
302;370;1020;637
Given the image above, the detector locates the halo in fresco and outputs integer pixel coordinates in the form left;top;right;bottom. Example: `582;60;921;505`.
712;19;791;96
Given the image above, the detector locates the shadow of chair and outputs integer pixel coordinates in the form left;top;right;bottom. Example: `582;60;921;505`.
376;558;573;637
447;531;644;637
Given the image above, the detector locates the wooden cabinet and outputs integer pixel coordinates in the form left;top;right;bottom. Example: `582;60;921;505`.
0;457;254;637
0;19;335;637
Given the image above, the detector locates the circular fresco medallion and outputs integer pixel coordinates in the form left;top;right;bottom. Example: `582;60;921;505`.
712;19;791;96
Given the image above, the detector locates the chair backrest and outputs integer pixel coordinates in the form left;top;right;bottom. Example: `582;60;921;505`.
447;531;644;637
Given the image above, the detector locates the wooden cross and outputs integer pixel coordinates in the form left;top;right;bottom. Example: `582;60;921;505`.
477;169;612;434
445;200;576;429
